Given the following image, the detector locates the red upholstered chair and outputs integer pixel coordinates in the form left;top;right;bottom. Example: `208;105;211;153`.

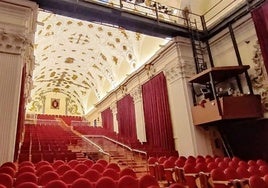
61;170;81;184
119;167;137;178
82;159;94;168
158;156;168;164
0;173;13;188
36;165;54;177
207;162;218;172
35;161;50;170
259;165;268;176
118;175;138;188
39;171;60;186
183;163;198;188
95;177;117;188
148;157;158;178
44;180;68;188
74;163;89;174
264;174;268;185
56;164;72;176
211;168;229;188
16;166;35;176
96;159;108;167
139;174;160;188
106;162;121;172
52;160;65;169
68;160;80;168
83;169;101;182
15;182;39;188
102;168;120;180
195;162;209;173
91;163;105;173
71;178;94;188
14;172;38;187
163;159;175;184
0;162;17;171
257;159;267;166
248;165;262;176
0;166;16;178
249;175;268;188
19;161;34;169
224;167;240;180
236;166;251;179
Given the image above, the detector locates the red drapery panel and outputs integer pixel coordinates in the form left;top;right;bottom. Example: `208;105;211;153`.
142;72;174;151
252;1;268;72
117;94;137;143
101;108;114;132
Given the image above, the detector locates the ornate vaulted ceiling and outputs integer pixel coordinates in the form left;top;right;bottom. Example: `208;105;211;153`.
27;10;169;115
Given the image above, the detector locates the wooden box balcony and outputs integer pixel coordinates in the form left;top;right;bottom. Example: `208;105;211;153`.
191;95;263;126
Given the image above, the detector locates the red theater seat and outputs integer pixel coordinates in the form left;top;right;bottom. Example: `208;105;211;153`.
106;162;121;173
52;160;65;169
68;160;80;168
95;177;117;188
15;182;39;188
249;175;268;188
39;171;60;186
61;170;81;184
96;159;108;167
14;172;38;187
139;174;160;188
83;169;101;182
0;162;17;171
36;165;54;177
44;180;68;188
119;167;137;178
74;164;89;174
118;175;138;188
0;173;13;188
0;166;16;178
91;163;105;173
56;164;72;176
82;159;94;168
102;168;120;180
71;178;94;188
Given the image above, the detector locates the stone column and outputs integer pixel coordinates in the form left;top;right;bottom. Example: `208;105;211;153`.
110;102;119;133
130;86;146;142
0;0;37;164
164;37;213;156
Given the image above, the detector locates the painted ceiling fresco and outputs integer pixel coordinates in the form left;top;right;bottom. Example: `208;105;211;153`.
27;10;169;115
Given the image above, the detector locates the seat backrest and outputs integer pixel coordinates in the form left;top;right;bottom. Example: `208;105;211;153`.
96;159;108;167
118;175;138;188
95;177;117;188
0;166;16;177
91;163;105;173
61;170;81;184
44;180;68;188
74;164;89;174
15;182;39;188
36;165;54;177
106;162;120;173
249;175;268;188
102;168;119;180
119;167;136;178
52;160;65;169
39;171;60;186
71;178;94;188
139;174;159;188
83;169;101;182
0;173;13;188
14;172;38;187
56;164;72;176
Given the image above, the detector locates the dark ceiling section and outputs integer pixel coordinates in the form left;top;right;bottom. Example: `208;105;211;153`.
32;0;265;39
31;0;191;39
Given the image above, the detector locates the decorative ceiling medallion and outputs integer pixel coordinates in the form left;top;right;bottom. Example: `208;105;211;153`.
65;57;74;63
51;98;60;109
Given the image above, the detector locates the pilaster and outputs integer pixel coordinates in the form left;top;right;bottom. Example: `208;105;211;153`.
130;86;146;142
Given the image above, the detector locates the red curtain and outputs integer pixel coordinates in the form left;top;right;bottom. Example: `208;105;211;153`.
117;94;137;143
101;108;114;132
142;72;174;151
252;1;268;72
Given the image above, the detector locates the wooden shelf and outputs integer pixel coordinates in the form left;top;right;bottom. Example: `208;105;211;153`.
189;65;250;84
191;95;263;126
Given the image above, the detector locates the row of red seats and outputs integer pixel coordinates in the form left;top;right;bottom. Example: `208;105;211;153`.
0;159;164;188
19;125;82;163
148;155;268;188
